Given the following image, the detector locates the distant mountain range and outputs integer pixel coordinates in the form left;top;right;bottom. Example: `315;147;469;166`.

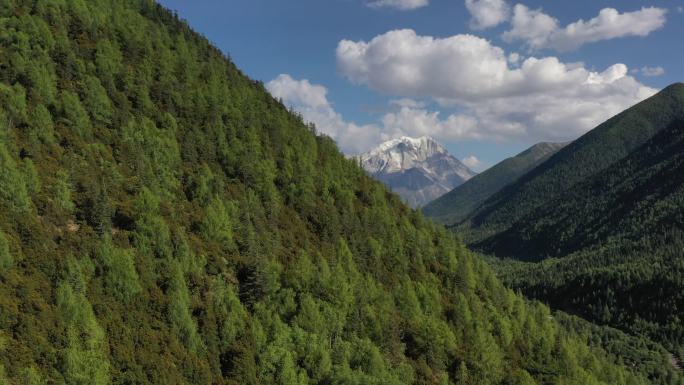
358;136;476;207
423;141;567;225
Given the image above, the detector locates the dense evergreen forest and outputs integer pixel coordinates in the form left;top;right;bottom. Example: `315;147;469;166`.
1;0;676;384
423;142;566;225
490;233;684;369
458;83;684;246
466;91;684;361
437;83;684;381
474;118;684;260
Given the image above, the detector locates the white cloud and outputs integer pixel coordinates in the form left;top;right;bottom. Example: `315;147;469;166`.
465;0;510;29
502;4;558;49
266;75;328;108
507;52;521;66
678;6;684;13
365;0;428;10
336;29;656;142
462;155;484;170
635;66;665;77
389;98;426;108
267;74;384;154
267;75;488;154
381;106;482;141
503;5;667;51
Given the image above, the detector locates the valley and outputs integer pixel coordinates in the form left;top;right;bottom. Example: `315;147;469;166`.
423;84;684;384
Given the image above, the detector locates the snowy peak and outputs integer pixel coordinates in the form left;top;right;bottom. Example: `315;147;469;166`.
359;136;477;207
362;136;449;174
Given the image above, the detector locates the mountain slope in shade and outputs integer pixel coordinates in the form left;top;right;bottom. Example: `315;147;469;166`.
359;136;476;207
479;117;684;260
461;83;684;245
423;141;567;225
470;90;684;365
490;118;684;359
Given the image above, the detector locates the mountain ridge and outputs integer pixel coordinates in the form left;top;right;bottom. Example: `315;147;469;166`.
461;82;684;243
464;84;684;369
424;141;567;225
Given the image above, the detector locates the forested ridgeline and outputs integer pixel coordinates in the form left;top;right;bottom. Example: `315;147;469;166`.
459;83;684;247
444;83;684;380
0;0;670;384
474;118;684;260
423;142;566;226
468;113;684;370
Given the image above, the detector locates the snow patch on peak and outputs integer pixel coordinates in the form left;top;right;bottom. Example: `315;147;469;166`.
358;136;477;207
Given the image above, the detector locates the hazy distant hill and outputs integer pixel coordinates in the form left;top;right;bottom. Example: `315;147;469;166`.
358;136;476;207
423;142;566;225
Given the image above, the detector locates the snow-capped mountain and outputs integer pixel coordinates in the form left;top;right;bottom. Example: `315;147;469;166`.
358;136;477;207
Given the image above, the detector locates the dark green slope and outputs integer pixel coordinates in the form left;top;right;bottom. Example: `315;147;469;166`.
462;83;684;245
493;235;684;367
479;118;684;260
484;118;684;362
0;1;673;385
423;142;567;225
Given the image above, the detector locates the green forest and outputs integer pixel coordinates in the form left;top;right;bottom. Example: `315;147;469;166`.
423;142;566;226
1;0;677;384
440;83;684;383
470;115;684;261
490;233;684;367
459;83;684;246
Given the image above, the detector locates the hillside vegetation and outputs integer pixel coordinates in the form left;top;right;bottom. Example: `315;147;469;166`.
423;142;566;225
461;83;684;245
491;234;684;368
453;86;684;374
476;118;684;260
0;1;674;385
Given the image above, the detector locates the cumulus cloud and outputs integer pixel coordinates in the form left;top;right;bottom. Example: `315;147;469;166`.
267;75;489;154
336;29;657;142
462;155;484;171
365;0;428;10
503;5;667;51
465;0;510;29
502;4;558;49
267;74;384;154
634;66;665;77
381;106;482;141
389;98;427;109
266;75;328;108
507;52;521;66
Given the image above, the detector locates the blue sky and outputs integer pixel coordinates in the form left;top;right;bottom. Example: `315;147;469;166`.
158;0;684;171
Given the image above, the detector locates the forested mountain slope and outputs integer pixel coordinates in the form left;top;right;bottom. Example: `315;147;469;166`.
481;118;684;367
0;1;674;384
460;83;684;245
423;142;566;225
477;118;684;260
492;235;684;372
457;104;684;374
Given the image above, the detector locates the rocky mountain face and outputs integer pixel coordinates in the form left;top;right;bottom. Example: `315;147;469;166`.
359;136;476;207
